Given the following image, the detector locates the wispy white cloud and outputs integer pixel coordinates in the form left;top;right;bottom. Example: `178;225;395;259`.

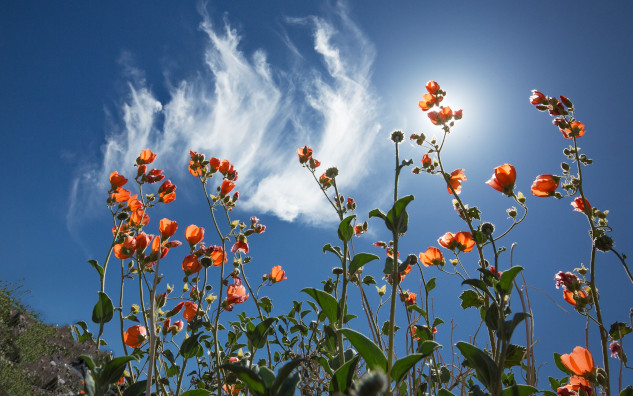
68;2;380;227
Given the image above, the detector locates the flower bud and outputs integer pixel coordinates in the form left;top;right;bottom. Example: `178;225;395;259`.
517;191;526;203
332;267;344;275
561;162;570;171
200;256;213;268
183;283;189;292
116;212;130;221
507;207;517;217
325;167;339;178
480;222;495;236
390;130;404;143
205;295;217;304
595;235;614;252
131;304;140;314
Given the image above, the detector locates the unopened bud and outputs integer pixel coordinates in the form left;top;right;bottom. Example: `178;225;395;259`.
131;304;140;314
325;167;339;178
595;235;614;252
390;130;404;143
332;267;344;275
480;222;495;236
507;207;517;218
200;256;213;268
116;212;130;221
183;283;189;292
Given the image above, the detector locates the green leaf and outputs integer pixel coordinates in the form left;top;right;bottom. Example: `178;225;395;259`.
258;366;275;387
349;253;380;275
79;354;96;370
88;260;104;280
180;332;203;359
392;354;427;384
609;322;633;339
329;354;360;393
386;195;415;234
339;328;387;372
181;390;212;396
432;317;444;328
362;275;376;285
218;364;266;395
277;372;301;396
460;290;483;309
504;344;527;368
271;358;303;394
456;342;498;390
100;355;138;386
498;313;531;342
322;243;343;259
426;277;436;293
418;340;441;357
498;266;524;294
413;326;433;343
620;386;633;396
501;385;538;396
91;292;114;324
484;302;499;331
338;215;356;242
368;208;387;221
473;230;488;245
258;297;273;314
247;317;278;349
462;279;494;300
438;390;456;396
301;288;338;324
315;356;333;376
382;320;399;335
122;380;147;396
554;353;573;376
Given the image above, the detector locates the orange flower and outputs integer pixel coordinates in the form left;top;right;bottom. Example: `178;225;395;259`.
159;218;178;237
571;196;591;213
111;187;131;203
561;121;586;139
427;111;441;125
209;157;221;170
426;80;440;94
109;171;128;188
220;180;236;195
185;224;205;245
130;209;150;227
400;290;416;305
420;247;445;267
440;106;453;121
158;180;176;203
223;384;241;395
529;90;547;105
182;301;198;322
563;289;587;306
447;169;467;195
531;174;559;197
421;154;431;167
225;277;249;311
209;246;227;266
188;159;204;177
138;149;157;164
418;93;437;111
127;195;143;212
135;232;152;254
297;146;313;163
560;346;594;377
123;325;146;348
438;232;475;253
269;266;287;283
114;236;136;259
231;240;249;254
558;376;592;396
486;164;516;196
218;159;233;174
182;254;202;275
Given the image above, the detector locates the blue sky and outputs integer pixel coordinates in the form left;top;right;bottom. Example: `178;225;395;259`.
2;0;632;387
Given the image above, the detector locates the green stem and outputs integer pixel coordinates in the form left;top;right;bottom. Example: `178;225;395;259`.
386;139;401;392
